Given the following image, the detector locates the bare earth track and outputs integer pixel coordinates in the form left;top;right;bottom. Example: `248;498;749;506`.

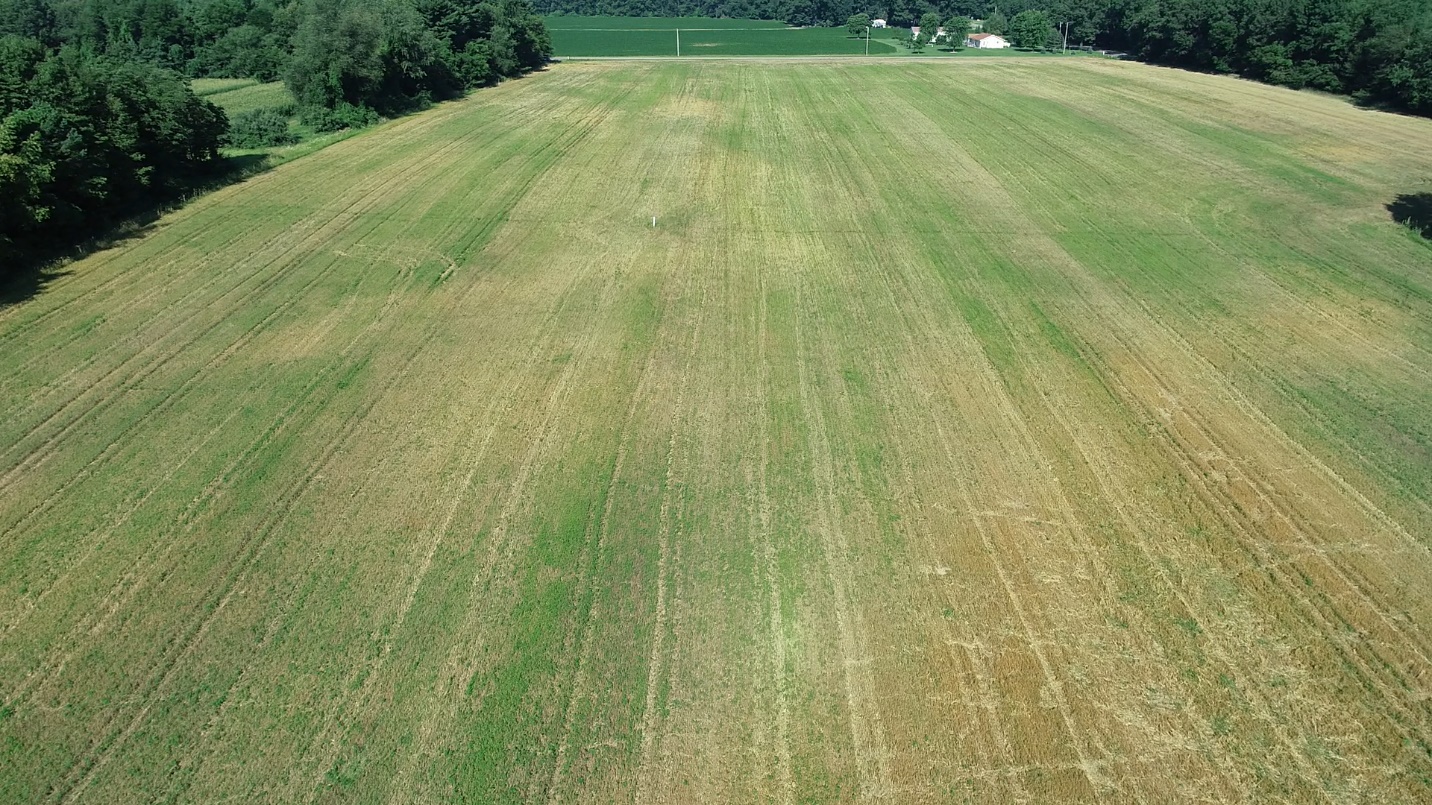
1;60;1431;803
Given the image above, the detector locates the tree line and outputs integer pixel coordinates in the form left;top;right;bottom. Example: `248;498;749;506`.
540;0;1430;116
1060;0;1428;118
285;0;551;127
1;35;227;276
0;0;550;103
1;0;552;278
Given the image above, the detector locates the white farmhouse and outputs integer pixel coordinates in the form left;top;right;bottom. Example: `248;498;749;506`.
966;32;1010;48
871;18;887;28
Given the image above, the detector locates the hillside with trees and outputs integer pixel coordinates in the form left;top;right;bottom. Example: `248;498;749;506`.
539;0;1431;116
1;0;552;280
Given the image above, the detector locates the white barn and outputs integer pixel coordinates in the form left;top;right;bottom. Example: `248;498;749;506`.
966;33;1010;48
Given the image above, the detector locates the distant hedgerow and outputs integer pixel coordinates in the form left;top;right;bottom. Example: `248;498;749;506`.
224;107;298;148
300;102;380;133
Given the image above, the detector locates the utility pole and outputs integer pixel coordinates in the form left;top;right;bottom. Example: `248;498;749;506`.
866;26;870;55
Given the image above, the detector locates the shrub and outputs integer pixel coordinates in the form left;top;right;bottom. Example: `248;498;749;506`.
224;107;298;148
299;102;379;133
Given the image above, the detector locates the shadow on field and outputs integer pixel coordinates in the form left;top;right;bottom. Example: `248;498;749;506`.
1388;192;1432;239
0;261;73;308
1;153;270;310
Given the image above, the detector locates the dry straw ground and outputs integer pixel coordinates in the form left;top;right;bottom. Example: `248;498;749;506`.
2;60;1431;803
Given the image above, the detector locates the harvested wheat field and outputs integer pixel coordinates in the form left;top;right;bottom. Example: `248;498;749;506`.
2;60;1431;803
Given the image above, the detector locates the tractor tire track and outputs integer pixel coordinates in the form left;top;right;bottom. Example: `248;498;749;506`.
631;269;708;805
907;83;1405;785
538;257;687;805
804;74;1112;798
298;250;597;804
363;262;619;805
1028;255;1425;793
1044;321;1372;798
1046;226;1432;684
0;405;244;639
0;97;534;498
46;201;516;803
0;88;565;606
748;268;795;805
0;92;466;348
0;196;305;397
0;252;365;575
28;88;599;796
914;71;1432;770
787;272;896;801
295;94;625;803
170;101;612;796
6;252;425;711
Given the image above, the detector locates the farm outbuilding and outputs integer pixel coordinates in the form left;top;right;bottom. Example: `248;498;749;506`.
966;33;1010;48
871;18;887;28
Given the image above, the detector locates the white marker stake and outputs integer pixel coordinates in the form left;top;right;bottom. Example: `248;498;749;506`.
652;216;657;227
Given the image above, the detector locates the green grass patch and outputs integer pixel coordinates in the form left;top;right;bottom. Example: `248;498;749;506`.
205;81;296;116
190;77;259;96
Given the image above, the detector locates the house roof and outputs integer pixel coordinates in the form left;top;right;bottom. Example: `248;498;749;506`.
969;33;1000;40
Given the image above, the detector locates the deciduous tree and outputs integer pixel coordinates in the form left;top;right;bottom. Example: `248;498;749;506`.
918;11;942;40
1009;8;1051;49
944;15;972;47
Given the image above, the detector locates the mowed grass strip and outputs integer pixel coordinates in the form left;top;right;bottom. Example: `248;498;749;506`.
1;60;1431;803
189;77;259;96
203;81;295;116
